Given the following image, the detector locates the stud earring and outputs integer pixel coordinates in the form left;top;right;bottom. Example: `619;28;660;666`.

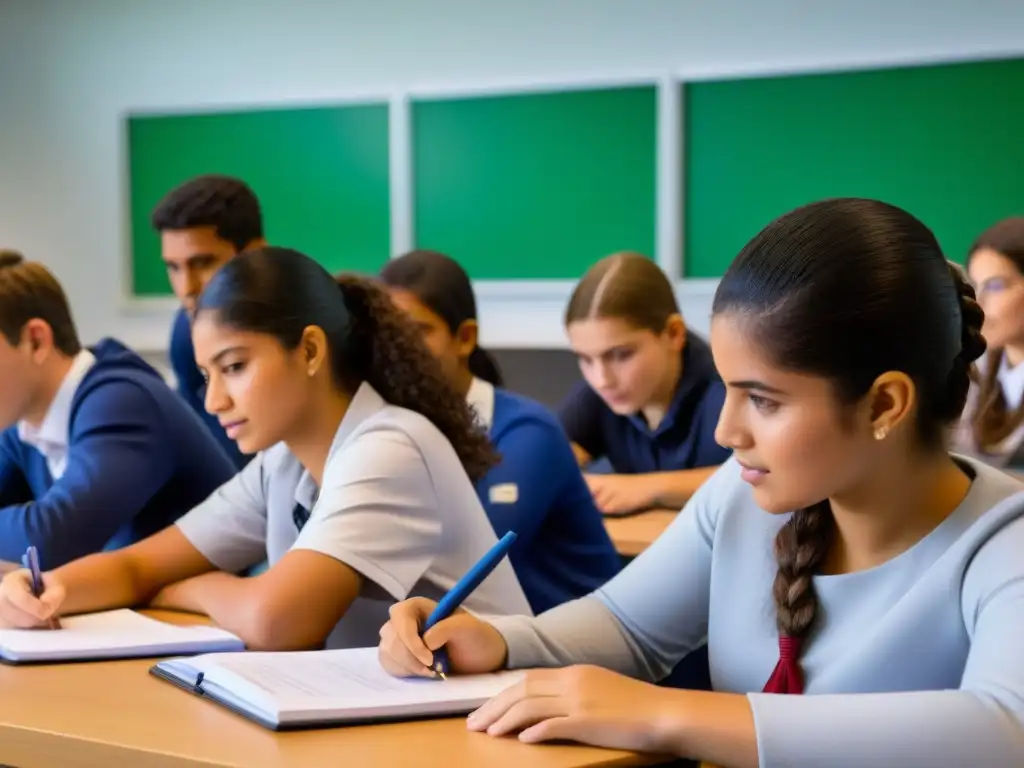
874;427;888;441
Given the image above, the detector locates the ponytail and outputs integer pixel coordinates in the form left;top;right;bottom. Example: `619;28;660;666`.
335;275;500;482
468;347;504;387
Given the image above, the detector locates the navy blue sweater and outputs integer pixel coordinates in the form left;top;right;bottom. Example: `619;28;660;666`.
169;307;250;469
479;389;622;613
0;339;237;568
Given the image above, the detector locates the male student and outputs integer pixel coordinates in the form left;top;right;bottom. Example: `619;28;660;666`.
150;174;266;468
0;251;236;568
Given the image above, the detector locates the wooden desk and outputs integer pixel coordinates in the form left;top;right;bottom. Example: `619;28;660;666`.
604;510;678;557
0;612;671;768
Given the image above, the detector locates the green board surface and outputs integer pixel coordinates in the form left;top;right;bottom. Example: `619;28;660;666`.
685;57;1024;277
128;103;390;295
412;86;657;279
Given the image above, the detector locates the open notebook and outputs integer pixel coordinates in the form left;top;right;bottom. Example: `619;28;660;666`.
151;647;525;731
0;609;244;663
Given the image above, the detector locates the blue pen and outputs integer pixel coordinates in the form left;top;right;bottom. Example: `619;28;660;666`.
21;545;59;630
421;530;517;679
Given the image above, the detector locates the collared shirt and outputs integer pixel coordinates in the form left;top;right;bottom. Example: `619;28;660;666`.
997;354;1024;411
466;376;496;430
17;350;96;480
175;381;532;648
558;333;731;473
955;352;1024;464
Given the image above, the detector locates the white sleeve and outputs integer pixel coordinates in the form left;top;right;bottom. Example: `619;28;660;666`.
175;452;268;573
292;426;441;601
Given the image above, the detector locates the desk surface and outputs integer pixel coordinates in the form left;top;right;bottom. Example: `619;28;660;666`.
604;510;678;557
0;611;671;768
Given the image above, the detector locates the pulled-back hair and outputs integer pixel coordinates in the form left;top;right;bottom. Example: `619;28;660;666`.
379;250;503;386
712;198;986;682
965;216;1024;452
564;252;679;332
150;175;263;250
196;247;499;482
0;250;81;356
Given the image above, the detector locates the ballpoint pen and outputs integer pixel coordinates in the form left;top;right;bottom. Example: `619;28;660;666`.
22;545;60;630
420;530;518;679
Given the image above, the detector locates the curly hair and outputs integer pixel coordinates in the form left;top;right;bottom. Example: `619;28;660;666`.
150;174;263;250
334;273;500;482
194;246;498;482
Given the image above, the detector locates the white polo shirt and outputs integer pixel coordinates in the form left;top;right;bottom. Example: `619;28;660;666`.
176;382;532;648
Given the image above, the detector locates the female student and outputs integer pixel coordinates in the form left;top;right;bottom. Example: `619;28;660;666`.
378;199;1024;768
954;217;1024;467
378;250;621;614
558;252;731;515
0;247;532;649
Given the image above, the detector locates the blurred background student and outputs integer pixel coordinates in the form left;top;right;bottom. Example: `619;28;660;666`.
956;217;1024;469
558;252;731;515
151;174;267;469
380;250;621;613
0;251;234;568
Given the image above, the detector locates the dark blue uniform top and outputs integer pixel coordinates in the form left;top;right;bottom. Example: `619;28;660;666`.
558;333;731;474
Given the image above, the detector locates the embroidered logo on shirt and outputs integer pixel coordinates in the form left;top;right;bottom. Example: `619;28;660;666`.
489;483;519;504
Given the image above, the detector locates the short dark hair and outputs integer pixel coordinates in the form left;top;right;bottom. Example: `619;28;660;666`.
965;216;1024;451
564;252;680;333
196;247;499;482
150;175;264;250
711;197;986;687
0;250;81;356
379;250;504;387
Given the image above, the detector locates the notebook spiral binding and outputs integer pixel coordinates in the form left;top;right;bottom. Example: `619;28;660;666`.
193;671;206;696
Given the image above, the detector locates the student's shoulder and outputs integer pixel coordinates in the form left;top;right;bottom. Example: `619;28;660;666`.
958;462;1024;618
492;388;564;434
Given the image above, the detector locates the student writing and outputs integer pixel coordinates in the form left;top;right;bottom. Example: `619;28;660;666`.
379;250;621;613
0;252;235;567
954;217;1024;467
0;247;532;649
558;252;730;515
378;199;1024;768
151;174;267;468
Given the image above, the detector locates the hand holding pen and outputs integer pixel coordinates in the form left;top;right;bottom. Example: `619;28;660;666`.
377;531;517;679
20;546;62;630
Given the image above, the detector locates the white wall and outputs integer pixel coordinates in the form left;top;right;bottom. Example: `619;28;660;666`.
2;0;1024;352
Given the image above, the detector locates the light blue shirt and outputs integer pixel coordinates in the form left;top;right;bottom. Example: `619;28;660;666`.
490;456;1024;767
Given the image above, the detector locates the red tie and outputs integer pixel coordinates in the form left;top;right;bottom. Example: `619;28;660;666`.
762;635;805;694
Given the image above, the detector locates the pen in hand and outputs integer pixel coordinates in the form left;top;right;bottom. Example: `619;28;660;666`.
22;546;61;630
420;530;518;680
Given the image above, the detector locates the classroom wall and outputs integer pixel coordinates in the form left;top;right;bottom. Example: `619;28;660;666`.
2;0;1024;353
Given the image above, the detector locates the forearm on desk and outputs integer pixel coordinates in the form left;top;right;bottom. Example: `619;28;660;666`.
51;552;154;615
642;467;719;509
150;571;258;632
656;690;758;768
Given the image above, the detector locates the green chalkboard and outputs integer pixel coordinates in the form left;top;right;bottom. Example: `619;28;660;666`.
412;86;657;279
128;103;390;296
685;57;1024;278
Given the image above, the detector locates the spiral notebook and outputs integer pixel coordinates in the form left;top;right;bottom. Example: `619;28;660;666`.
0;609;244;663
150;647;525;731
